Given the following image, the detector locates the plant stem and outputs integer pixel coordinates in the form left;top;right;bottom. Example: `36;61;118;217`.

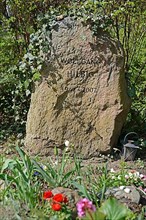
87;209;94;220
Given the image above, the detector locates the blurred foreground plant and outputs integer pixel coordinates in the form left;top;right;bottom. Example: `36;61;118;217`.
0;146;41;210
76;197;143;220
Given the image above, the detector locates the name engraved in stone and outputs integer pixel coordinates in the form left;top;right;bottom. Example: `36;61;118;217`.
67;70;94;79
50;45;101;65
60;57;99;65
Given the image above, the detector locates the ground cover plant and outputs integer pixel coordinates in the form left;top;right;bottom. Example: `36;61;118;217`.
0;145;146;220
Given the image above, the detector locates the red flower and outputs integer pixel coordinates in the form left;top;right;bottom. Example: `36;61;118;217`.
52;203;62;211
53;193;64;203
43;191;53;200
63;196;68;203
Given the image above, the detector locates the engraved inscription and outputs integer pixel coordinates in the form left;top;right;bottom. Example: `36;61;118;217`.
64;86;97;93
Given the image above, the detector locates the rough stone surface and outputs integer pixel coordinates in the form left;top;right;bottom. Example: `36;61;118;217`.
105;186;140;204
25;17;130;157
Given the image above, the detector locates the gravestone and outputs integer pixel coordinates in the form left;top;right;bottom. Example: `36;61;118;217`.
25;17;130;157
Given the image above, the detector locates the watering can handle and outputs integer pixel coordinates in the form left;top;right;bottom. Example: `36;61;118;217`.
123;132;138;144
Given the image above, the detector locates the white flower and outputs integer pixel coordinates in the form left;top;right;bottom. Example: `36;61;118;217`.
110;168;115;173
129;172;133;177
65;147;69;152
42;165;47;171
54;160;58;166
140;174;144;179
124;188;131;194
134;172;140;178
125;174;129;179
119;186;125;190
64;140;70;147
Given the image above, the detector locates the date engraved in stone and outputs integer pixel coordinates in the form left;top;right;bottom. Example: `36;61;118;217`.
64;87;97;93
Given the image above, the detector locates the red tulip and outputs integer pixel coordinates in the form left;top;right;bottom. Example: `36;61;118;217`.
52;203;62;211
43;191;53;200
63;196;68;203
53;193;64;203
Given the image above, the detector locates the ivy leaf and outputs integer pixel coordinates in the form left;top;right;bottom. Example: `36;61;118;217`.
26;89;31;97
24;80;29;89
32;72;41;81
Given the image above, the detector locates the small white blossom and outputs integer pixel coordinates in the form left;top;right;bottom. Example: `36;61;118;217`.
42;165;47;171
124;188;131;194
54;160;58;166
64;140;70;147
110;168;115;173
140;174;144;179
65;147;69;152
111;176;115;179
125;174;129;179
134;172;140;178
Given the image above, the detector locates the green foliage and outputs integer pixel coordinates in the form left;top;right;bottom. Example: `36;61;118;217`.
79;198;136;220
0;146;41;209
99;197;134;220
32;150;76;187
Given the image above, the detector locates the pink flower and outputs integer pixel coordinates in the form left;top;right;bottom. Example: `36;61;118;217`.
142;175;146;180
76;198;96;217
138;186;146;193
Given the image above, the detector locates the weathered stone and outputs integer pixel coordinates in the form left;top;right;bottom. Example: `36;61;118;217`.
105;186;140;204
25;17;130;157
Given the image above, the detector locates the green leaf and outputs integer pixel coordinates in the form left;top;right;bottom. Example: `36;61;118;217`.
1;159;16;173
24;79;30;89
32;72;41;81
32;159;56;186
72;181;92;200
83;210;105;220
99;197;132;220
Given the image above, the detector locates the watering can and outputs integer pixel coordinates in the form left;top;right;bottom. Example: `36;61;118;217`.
123;132;139;161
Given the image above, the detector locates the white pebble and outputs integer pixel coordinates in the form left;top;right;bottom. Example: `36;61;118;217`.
119;186;125;190
124;188;131;194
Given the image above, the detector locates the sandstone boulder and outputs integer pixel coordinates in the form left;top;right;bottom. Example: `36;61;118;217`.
25;17;130;157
